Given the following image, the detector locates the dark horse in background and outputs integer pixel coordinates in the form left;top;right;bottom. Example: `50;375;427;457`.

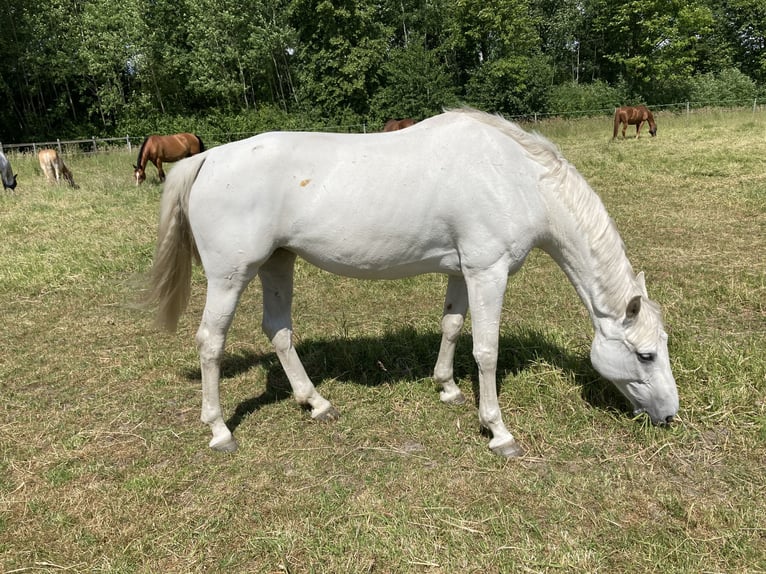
613;105;657;139
383;118;417;132
134;133;205;185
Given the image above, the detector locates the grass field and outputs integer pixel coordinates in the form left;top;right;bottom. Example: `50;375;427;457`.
1;109;764;573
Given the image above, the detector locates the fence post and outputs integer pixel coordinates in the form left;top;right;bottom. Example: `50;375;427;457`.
686;102;690;118
32;143;37;155
57;138;62;154
0;143;3;154
754;98;758;114
92;136;97;153
126;135;131;152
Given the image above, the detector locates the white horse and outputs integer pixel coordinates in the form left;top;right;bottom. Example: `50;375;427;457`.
145;108;679;457
0;151;17;190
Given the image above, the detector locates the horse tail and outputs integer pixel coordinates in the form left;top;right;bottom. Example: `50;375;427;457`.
144;152;208;331
195;134;205;153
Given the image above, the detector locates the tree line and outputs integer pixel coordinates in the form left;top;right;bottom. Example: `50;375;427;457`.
1;0;764;142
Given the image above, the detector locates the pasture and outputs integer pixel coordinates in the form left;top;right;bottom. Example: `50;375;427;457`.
1;110;764;572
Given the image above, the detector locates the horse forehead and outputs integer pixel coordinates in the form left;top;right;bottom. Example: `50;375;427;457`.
627;304;664;346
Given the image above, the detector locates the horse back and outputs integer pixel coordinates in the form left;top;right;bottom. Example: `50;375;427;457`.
187;118;548;278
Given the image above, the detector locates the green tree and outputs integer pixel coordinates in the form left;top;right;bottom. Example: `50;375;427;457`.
289;0;391;119
371;33;458;122
591;0;716;102
444;0;547;114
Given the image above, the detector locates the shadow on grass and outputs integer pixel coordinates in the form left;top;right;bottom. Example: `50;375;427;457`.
182;326;632;432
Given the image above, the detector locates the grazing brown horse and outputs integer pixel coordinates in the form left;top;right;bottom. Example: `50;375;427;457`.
39;149;78;188
613;105;657;139
383;118;417;132
133;133;205;185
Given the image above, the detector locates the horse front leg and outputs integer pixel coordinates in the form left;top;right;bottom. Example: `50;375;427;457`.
196;276;249;452
259;250;339;421
433;274;468;405
635;121;643;138
156;159;166;182
464;267;524;458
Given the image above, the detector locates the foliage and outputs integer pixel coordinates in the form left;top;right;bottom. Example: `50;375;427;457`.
548;79;629;116
0;0;764;141
688;67;758;105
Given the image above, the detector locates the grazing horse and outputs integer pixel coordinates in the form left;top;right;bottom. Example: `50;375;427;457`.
133;133;204;185
145;108;678;457
0;152;17;190
383;118;417;131
613;105;657;138
38;149;78;188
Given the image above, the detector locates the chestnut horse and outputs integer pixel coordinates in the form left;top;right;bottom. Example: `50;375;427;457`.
133;133;204;185
613;105;657;138
383;118;417;131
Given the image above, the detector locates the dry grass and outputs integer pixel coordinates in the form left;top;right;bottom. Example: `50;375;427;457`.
1;110;765;573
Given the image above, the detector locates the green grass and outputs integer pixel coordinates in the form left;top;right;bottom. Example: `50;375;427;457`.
1;110;765;572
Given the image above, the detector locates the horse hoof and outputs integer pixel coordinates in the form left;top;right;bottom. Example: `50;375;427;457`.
209;435;238;453
489;438;524;458
440;389;466;405
313;405;340;422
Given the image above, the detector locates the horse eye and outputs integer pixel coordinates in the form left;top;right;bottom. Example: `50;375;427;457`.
637;352;655;363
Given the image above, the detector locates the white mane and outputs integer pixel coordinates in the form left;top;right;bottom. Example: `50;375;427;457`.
450;108;651;322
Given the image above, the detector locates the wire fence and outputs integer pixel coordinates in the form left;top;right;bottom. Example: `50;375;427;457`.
1;98;762;157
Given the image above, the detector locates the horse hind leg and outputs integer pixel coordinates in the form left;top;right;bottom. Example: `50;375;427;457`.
259;249;339;421
433;275;468;405
196;273;254;452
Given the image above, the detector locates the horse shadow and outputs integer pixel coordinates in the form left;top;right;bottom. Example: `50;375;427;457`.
182;327;632;432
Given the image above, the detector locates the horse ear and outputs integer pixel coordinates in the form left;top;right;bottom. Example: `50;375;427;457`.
626;295;642;321
636;271;648;297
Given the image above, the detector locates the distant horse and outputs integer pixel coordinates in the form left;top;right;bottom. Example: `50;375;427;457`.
0;152;17;190
613;105;657;138
133;133;204;185
145;108;678;457
38;149;78;188
383;118;417;131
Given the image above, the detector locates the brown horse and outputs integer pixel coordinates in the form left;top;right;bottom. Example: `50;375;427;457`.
134;133;205;185
383;118;417;132
39;149;78;188
613;105;657;139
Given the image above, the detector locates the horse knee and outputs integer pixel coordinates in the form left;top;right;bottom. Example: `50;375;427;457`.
472;346;498;370
441;314;464;340
196;327;226;362
269;328;293;355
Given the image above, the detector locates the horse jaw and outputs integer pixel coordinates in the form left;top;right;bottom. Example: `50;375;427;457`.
589;306;678;425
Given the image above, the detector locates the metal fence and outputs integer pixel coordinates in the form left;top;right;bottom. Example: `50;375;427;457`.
1;99;761;157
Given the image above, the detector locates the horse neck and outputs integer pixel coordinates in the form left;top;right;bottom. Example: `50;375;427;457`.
136;139;149;169
539;163;638;323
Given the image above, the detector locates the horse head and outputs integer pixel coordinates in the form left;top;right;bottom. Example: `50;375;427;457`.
589;277;678;425
133;164;146;185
